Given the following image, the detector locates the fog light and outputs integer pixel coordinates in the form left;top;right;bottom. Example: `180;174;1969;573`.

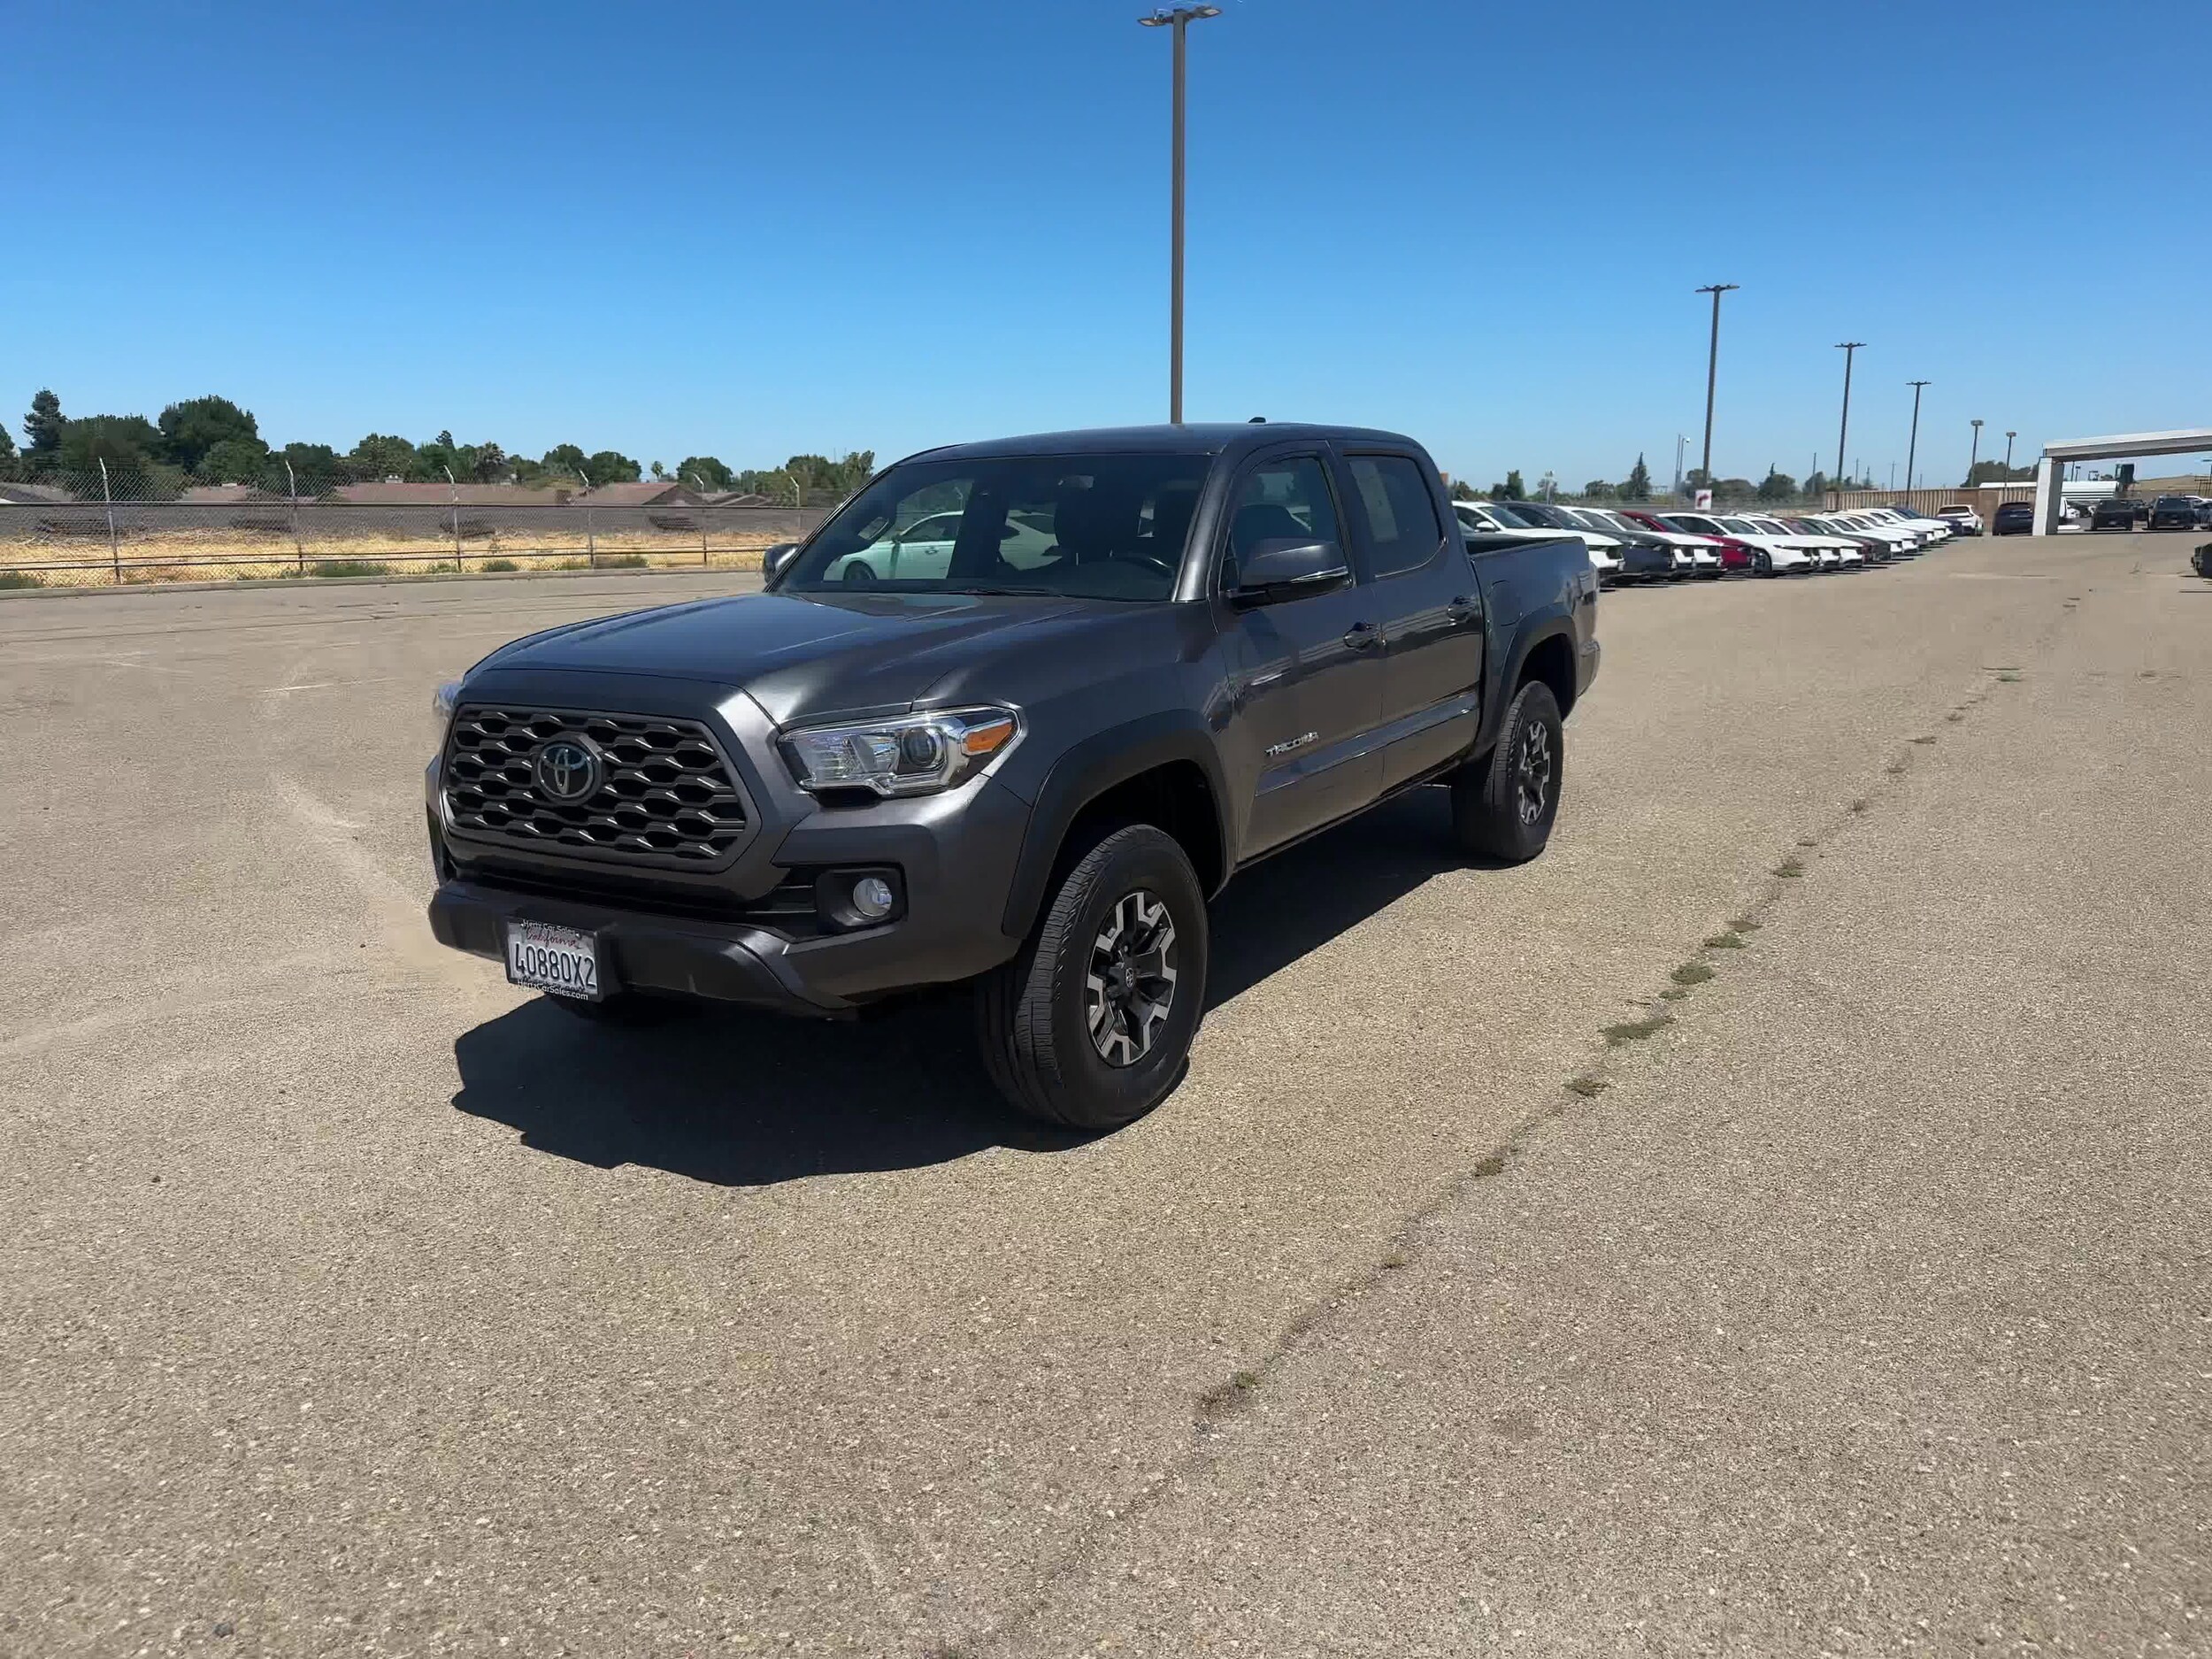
850;876;896;921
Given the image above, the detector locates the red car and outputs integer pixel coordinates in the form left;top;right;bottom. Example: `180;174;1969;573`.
1617;508;1758;574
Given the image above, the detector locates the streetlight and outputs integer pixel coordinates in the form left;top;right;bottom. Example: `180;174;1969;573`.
1694;283;1739;487
1969;418;1983;482
1904;380;1931;502
2004;430;2016;474
1139;4;1221;426
1833;342;1863;494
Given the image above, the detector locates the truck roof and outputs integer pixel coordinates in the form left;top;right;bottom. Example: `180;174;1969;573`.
902;422;1425;465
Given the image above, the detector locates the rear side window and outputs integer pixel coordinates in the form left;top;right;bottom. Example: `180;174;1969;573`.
1346;456;1443;578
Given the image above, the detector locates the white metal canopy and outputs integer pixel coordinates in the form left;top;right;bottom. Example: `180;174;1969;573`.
2032;428;2212;532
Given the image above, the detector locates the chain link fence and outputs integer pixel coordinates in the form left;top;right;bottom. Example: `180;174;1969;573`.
0;468;829;589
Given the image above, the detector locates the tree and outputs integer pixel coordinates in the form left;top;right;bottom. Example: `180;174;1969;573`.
201;436;273;484
1487;469;1526;500
470;442;510;483
349;433;418;480
649;459;666;480
680;455;734;491
59;413;163;473
1756;467;1797;501
1581;479;1617;500
1448;479;1476;502
280;442;345;494
541;443;589;484
1622;454;1652;501
1682;466;1712;497
22;388;65;471
157;396;259;473
1965;459;2033;486
1804;470;1831;500
585;449;642;486
1714;476;1756;503
0;421;15;465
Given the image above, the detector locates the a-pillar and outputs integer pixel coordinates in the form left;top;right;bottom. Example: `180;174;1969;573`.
2032;453;2062;535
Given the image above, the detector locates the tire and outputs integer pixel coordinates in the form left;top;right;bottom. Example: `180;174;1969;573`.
1450;679;1563;864
975;824;1209;1131
1755;550;1773;578
545;990;692;1026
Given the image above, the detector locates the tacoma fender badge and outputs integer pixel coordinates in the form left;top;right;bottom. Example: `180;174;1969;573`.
1265;730;1318;758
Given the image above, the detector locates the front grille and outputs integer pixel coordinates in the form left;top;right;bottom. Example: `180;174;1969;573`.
442;705;748;866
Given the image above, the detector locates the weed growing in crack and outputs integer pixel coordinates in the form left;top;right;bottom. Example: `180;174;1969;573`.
1849;798;1870;813
1472;1152;1507;1178
1706;932;1747;949
1566;1075;1608;1098
1911;735;1937;745
1671;962;1716;987
1997;672;2023;683
1776;857;1805;878
1382;1249;1409;1270
1731;916;1763;932
1885;759;1909;775
1946;712;1964;723
1659;987;1689;1002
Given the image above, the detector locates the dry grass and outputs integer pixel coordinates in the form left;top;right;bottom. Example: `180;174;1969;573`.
0;529;776;588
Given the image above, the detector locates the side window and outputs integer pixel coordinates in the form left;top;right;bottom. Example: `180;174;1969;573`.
1221;455;1343;589
1346;456;1444;578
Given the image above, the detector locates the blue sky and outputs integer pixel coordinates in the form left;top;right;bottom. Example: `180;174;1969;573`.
4;0;2207;488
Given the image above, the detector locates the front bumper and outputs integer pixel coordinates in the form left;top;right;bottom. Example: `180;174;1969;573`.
424;674;1036;1011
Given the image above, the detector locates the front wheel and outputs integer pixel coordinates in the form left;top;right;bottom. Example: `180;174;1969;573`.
976;824;1209;1131
1755;551;1773;577
1450;680;1563;864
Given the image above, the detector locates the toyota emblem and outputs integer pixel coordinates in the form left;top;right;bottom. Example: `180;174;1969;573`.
532;738;603;804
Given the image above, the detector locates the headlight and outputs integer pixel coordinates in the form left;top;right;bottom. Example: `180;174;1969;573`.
780;705;1021;799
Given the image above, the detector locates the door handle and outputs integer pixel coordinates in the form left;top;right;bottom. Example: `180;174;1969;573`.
1448;595;1478;622
1342;620;1383;651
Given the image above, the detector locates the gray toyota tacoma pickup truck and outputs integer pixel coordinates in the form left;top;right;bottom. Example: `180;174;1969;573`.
426;423;1599;1128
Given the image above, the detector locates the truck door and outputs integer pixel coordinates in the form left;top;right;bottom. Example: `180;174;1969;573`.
1217;449;1386;855
1340;451;1486;790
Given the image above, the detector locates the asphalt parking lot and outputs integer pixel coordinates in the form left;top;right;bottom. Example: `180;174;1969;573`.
4;538;2208;1656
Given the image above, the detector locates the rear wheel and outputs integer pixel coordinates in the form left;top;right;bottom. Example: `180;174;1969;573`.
976;824;1209;1131
1451;680;1563;864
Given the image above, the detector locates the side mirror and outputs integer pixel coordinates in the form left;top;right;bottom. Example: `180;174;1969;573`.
1231;537;1351;606
763;542;802;582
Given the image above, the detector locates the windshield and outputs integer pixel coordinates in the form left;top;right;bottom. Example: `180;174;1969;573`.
781;451;1213;601
1717;518;1764;534
1477;501;1539;528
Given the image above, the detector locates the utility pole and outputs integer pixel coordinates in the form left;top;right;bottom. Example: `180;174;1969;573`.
2003;430;2016;473
1969;418;1983;482
1695;283;1739;485
1904;380;1931;503
1141;5;1221;426
1832;342;1863;491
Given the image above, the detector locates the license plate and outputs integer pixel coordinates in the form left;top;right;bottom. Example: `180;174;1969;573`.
505;921;604;1002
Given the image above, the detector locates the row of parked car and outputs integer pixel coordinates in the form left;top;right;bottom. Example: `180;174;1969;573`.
1450;499;1961;583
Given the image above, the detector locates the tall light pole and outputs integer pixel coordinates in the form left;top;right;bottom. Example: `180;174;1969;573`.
1673;432;1686;495
1969;417;1983;483
1694;283;1738;486
2004;430;2016;474
1904;380;1931;501
1833;342;1863;492
1140;4;1221;426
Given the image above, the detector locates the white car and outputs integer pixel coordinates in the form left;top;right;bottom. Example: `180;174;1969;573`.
1823;511;1924;554
1859;505;1952;544
1936;505;1983;534
825;510;1058;583
1656;510;1816;575
1562;505;1724;579
1737;513;1863;570
1455;500;1623;581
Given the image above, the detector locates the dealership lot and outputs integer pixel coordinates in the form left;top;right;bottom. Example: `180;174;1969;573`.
3;539;2207;1654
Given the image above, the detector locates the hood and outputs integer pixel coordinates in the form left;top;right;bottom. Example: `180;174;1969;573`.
474;588;1117;724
